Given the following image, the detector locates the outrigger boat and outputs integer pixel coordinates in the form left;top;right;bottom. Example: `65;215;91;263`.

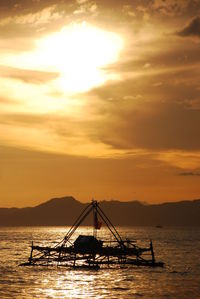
20;200;164;269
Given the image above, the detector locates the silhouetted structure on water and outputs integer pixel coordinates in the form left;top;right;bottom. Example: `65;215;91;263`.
20;200;164;269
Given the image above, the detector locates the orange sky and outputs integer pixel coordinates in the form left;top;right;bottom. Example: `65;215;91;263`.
0;0;200;207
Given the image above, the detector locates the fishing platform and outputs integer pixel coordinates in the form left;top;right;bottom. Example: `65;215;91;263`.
20;200;164;269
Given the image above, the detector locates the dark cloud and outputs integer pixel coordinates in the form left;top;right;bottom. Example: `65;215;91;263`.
0;0;60;18
106;36;200;81
177;16;200;37
1;0;199;42
0;1;78;39
150;0;200;19
103;102;200;151
0;0;199;23
179;172;200;176
91;62;200;109
150;0;186;17
88;78;200;151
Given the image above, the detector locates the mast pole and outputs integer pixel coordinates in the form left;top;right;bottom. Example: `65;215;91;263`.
92;199;98;238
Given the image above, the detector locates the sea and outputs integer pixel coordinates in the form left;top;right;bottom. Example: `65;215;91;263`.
0;226;200;299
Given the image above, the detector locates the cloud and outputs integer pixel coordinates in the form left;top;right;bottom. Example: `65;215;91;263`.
74;0;97;15
0;0;200;159
0;113;50;127
0;5;59;26
0;111;116;157
0;4;65;39
0;65;59;84
152;0;188;16
106;102;200;151
150;0;200;18
0;1;61;18
156;151;200;170
177;16;200;38
87;74;200;152
179;172;200;176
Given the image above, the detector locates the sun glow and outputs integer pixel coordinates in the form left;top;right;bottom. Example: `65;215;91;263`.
4;22;123;94
38;22;123;93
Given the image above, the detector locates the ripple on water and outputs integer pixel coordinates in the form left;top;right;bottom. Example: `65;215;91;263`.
1;227;200;298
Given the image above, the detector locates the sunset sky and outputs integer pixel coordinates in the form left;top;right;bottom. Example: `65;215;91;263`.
1;0;200;207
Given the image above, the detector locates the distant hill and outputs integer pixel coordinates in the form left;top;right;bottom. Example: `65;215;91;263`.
0;196;200;226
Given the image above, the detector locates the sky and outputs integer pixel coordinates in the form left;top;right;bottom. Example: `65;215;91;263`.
0;0;200;207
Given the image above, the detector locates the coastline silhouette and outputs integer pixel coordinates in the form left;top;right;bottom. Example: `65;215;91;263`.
0;196;200;226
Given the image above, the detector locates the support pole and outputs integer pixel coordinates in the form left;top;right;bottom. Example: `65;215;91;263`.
28;241;33;264
150;240;155;265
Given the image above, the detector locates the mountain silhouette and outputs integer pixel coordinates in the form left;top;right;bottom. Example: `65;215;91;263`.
0;196;200;226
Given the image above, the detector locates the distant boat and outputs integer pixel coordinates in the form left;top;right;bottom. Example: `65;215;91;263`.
155;225;163;228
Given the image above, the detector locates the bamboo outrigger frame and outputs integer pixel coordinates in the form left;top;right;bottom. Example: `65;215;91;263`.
20;200;164;269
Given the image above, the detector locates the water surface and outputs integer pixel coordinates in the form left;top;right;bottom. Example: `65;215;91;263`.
0;226;200;298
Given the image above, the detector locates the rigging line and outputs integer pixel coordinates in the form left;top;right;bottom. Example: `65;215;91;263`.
96;203;123;244
64;204;94;243
92;200;120;242
55;203;93;247
96;207;121;244
65;203;92;237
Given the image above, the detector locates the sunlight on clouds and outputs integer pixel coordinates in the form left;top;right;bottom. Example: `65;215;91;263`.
0;121;127;158
2;22;123;94
35;22;123;93
156;151;200;169
0;77;73;114
0;5;59;26
0;21;124;157
1;0;200;205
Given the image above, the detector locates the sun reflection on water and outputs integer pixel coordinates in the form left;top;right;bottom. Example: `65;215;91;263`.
1;226;200;298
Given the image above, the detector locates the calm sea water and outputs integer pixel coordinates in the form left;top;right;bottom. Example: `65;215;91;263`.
0;226;200;298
